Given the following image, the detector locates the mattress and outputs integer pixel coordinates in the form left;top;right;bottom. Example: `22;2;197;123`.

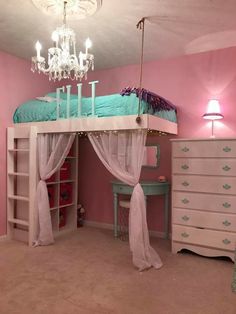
13;92;177;124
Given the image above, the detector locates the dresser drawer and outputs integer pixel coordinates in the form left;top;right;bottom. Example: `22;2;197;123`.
172;158;236;176
172;225;236;251
172;140;236;158
173;208;236;231
173;175;236;195
172;191;236;213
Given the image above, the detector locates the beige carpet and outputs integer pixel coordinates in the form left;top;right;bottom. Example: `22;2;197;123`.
0;227;235;314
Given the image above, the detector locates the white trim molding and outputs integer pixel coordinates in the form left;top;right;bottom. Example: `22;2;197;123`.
0;235;7;241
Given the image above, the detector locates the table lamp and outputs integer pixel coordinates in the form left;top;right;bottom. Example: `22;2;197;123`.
202;99;224;137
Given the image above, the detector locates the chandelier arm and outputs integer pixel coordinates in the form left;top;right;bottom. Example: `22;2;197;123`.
63;1;68;26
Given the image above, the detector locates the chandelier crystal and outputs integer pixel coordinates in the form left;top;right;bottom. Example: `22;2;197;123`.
31;0;98;81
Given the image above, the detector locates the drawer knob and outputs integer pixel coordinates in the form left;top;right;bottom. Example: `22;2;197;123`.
222;165;231;171
222;202;231;208
181;232;189;238
182;215;190;221
182;198;189;204
223;146;231;153
222;238;231;245
222;220;231;227
181;147;189;152
223;184;231;190
181;164;189;170
182;181;189;187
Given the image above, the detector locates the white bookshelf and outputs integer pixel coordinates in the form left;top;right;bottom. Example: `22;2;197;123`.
46;136;78;236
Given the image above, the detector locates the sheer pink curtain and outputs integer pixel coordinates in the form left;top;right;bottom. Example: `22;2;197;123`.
88;130;163;271
34;133;75;246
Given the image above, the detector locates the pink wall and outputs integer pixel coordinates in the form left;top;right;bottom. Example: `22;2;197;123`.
77;47;236;234
0;51;56;236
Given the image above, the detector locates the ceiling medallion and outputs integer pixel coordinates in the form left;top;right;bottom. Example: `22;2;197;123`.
32;0;102;19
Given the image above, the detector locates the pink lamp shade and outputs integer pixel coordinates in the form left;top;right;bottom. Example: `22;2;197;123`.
202;99;224;120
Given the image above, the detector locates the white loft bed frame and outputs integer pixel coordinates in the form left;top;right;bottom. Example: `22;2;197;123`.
7;114;177;246
11;113;178;134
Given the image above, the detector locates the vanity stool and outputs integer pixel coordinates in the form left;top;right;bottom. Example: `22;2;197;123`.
112;180;170;239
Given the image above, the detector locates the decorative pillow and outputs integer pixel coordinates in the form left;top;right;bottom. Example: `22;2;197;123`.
120;87;177;112
36;96;57;102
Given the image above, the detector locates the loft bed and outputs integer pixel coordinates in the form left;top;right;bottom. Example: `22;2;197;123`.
7;87;178;271
12;113;177;134
12;88;178;134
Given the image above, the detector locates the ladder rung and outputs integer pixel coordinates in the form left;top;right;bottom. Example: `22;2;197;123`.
8;195;29;202
8;218;29;226
8;172;29;177
8;149;29;152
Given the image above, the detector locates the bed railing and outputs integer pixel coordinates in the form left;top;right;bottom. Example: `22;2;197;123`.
56;80;99;120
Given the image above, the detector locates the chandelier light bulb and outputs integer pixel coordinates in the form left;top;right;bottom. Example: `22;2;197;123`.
85;38;92;55
85;38;92;48
35;41;42;58
51;31;59;43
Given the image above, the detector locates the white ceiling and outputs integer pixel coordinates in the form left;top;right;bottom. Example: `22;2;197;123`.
0;0;236;70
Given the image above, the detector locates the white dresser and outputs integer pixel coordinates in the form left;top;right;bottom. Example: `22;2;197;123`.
171;138;236;261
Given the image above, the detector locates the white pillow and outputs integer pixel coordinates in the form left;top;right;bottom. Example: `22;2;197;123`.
36;96;58;102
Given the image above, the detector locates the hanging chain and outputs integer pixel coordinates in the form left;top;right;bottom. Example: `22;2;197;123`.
136;17;145;124
63;1;67;26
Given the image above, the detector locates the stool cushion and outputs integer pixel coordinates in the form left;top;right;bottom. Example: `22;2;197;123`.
119;200;131;209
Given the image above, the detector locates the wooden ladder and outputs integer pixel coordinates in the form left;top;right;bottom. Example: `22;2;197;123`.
7;126;38;246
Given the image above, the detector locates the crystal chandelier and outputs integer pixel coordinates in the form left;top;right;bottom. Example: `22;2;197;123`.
31;0;99;81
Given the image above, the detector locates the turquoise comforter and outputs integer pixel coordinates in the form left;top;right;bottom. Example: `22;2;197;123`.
13;93;177;123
